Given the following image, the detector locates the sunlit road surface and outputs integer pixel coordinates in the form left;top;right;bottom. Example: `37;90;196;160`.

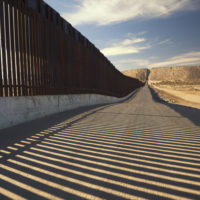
0;85;200;200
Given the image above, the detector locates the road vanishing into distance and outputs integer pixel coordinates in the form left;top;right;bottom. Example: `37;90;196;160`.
0;85;200;200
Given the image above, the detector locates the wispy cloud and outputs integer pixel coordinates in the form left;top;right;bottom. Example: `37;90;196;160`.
112;51;200;71
62;0;198;26
158;39;172;45
101;36;150;57
150;51;200;68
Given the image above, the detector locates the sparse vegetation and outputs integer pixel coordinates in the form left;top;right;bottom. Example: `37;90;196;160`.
148;66;200;109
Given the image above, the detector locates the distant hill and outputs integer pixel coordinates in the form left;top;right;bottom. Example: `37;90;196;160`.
122;68;149;83
123;66;200;84
149;66;200;84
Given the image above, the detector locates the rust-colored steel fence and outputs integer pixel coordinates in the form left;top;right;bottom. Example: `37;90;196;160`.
0;0;143;98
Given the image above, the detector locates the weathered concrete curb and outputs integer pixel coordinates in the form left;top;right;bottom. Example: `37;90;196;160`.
0;90;137;130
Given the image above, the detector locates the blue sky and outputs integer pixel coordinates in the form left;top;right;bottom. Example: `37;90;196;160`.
44;0;200;71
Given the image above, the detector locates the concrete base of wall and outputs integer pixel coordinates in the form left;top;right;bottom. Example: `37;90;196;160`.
0;90;137;130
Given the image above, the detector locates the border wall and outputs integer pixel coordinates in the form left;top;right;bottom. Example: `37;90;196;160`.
0;0;143;98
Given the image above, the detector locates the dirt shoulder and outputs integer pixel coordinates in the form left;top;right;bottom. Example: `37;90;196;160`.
149;83;200;109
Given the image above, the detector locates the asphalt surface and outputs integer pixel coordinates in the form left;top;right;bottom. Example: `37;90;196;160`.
0;85;200;200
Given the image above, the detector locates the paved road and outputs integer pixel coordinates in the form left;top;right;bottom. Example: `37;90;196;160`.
0;85;200;200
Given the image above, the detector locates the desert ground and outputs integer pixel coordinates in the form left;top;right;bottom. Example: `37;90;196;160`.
149;81;200;109
123;66;200;109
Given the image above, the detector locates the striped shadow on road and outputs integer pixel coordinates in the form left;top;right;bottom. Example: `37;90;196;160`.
1;89;200;199
0;120;200;199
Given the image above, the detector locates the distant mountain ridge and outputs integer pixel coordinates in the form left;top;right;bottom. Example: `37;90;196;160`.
123;66;200;84
122;68;149;83
149;66;200;83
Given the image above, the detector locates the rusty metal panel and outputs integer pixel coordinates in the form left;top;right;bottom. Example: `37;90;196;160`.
4;1;13;96
25;0;40;12
49;22;54;92
46;18;52;93
29;9;37;95
65;34;72;89
21;0;28;96
60;29;66;92
17;0;26;96
8;0;17;96
36;9;43;94
36;12;42;95
0;0;4;96
32;9;40;95
41;15;47;94
13;0;21;96
0;0;8;96
24;4;32;96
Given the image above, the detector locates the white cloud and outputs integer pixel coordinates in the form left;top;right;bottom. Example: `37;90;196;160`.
150;51;200;68
101;36;150;56
121;38;146;46
158;39;172;45
62;0;198;26
111;51;200;71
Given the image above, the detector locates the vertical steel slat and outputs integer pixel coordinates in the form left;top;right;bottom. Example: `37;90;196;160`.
37;10;43;95
47;8;51;93
41;15;46;94
29;9;36;95
4;1;13;96
30;9;36;95
52;18;56;92
27;15;33;96
59;25;64;92
36;11;41;94
66;34;72;89
0;0;3;96
78;42;82;89
60;26;64;92
48;8;53;94
64;32;68;92
61;19;66;92
87;45;91;91
41;13;47;94
21;0;28;96
21;1;28;96
38;0;44;94
24;3;32;96
58;26;63;92
0;57;1;96
54;17;59;91
49;21;53;93
13;0;21;96
54;22;58;93
63;33;67;90
77;41;81;89
0;0;8;96
41;15;45;94
8;0;17;96
85;46;90;89
83;43;87;89
71;38;75;89
74;36;78;90
65;35;70;91
17;0;25;96
32;10;39;95
46;16;51;94
63;31;67;92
